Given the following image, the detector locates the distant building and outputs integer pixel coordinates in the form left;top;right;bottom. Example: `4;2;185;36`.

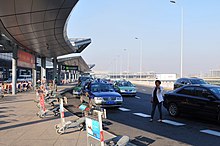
210;69;220;77
155;74;177;81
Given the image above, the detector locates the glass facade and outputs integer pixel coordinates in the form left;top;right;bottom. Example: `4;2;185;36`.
0;53;12;61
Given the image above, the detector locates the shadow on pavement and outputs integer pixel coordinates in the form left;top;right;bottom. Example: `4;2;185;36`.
0;99;34;104
130;136;155;146
0;112;73;131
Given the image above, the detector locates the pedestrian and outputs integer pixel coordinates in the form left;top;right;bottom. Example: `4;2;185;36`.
53;76;57;91
41;76;47;89
150;80;164;122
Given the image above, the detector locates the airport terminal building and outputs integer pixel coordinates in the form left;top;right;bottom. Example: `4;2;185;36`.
0;0;92;94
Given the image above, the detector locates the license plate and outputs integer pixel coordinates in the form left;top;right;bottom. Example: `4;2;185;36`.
106;101;115;105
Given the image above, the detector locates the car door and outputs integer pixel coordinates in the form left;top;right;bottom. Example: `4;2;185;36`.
193;87;219;118
176;86;195;112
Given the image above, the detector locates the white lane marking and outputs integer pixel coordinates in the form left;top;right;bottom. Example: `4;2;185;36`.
200;129;220;137
135;96;141;99
118;107;131;112
162;120;185;126
133;113;151;118
142;89;146;91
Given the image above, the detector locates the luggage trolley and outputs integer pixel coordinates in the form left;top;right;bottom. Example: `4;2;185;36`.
55;97;106;135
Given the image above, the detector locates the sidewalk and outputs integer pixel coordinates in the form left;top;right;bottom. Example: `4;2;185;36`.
0;85;115;146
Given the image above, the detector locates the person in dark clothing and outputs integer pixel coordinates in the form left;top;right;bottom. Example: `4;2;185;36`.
150;80;164;122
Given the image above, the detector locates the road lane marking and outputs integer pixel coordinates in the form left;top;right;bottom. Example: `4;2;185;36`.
118;107;131;112
162;120;185;126
200;129;220;137
133;113;151;118
142;89;146;91
135;96;141;99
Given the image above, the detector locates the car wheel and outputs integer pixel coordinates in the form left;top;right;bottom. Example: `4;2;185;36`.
168;103;179;117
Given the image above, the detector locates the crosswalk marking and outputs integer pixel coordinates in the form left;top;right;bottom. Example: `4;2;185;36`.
162;120;185;126
200;129;220;137
133;113;151;118
118;107;131;112
135;96;141;99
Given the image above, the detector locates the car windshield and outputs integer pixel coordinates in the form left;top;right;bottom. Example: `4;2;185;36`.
209;87;220;99
117;81;133;87
79;76;91;82
191;79;207;84
79;81;86;87
79;79;91;87
91;83;114;92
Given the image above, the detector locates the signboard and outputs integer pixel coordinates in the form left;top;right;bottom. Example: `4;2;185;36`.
62;65;78;71
86;118;101;140
17;50;35;68
86;110;105;146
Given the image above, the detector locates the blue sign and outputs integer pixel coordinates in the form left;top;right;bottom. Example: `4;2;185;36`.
79;104;87;111
92;120;100;140
86;118;101;141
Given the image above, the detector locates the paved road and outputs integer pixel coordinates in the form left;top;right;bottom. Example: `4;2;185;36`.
104;85;220;146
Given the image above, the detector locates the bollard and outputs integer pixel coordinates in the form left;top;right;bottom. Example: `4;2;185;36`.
59;97;65;126
98;111;105;146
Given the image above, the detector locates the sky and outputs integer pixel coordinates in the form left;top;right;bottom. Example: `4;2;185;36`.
67;0;220;76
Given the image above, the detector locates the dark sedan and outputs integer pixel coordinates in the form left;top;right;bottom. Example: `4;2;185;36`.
163;84;220;121
174;77;207;90
80;81;123;107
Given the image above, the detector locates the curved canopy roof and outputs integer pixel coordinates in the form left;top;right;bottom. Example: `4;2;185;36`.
58;56;90;73
0;0;88;58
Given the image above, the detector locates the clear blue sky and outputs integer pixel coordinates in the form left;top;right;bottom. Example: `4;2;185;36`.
67;0;220;76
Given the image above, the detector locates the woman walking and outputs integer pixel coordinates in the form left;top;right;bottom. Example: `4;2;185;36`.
150;80;164;122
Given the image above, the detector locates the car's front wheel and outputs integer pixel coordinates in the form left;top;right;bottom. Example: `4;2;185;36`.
168;103;179;117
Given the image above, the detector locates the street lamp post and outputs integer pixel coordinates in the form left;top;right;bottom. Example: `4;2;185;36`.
124;49;130;79
135;37;142;79
170;0;184;78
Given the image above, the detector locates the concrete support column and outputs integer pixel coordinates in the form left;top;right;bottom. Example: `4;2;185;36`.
58;64;61;85
64;72;67;84
12;45;18;95
69;71;71;83
41;57;46;80
77;71;80;80
32;57;37;90
72;70;75;80
75;71;79;80
53;57;57;79
71;70;74;82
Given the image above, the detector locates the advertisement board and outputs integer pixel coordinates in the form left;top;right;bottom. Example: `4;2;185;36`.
17;50;35;68
86;110;105;146
86;118;101;140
